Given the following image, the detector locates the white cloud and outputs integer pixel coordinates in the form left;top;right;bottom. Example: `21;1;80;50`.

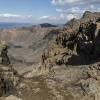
51;0;100;5
60;14;64;18
55;5;100;21
66;14;77;20
56;7;82;14
55;7;84;21
56;8;65;13
51;0;79;5
0;14;21;18
38;16;50;20
0;14;35;19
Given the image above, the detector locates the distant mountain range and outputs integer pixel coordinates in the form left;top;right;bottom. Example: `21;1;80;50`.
0;22;63;29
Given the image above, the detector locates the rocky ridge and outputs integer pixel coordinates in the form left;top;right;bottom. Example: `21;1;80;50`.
0;11;100;100
25;12;100;100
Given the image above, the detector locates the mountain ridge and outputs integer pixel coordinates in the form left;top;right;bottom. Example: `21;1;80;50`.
1;11;100;100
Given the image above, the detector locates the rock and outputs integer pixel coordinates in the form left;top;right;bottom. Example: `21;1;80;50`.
0;41;10;66
6;95;22;100
65;18;80;29
0;41;20;97
80;78;100;95
82;11;100;21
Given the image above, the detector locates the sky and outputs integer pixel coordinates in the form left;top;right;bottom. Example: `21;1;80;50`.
0;0;100;24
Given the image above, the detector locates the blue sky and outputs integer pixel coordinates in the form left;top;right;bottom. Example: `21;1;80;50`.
0;0;100;24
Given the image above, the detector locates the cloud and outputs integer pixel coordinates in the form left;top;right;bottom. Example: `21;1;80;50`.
56;7;83;14
36;15;63;21
0;14;21;18
38;16;50;20
56;9;64;13
56;7;83;21
66;14;78;20
51;0;100;5
0;14;35;19
55;5;100;21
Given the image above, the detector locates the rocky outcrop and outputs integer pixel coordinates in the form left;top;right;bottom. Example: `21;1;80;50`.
82;11;100;21
0;41;20;97
64;11;100;31
0;41;10;66
34;16;100;76
64;18;80;29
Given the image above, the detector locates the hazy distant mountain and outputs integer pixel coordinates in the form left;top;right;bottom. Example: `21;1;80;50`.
39;23;57;28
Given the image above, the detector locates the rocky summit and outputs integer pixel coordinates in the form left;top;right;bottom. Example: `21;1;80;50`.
0;11;100;100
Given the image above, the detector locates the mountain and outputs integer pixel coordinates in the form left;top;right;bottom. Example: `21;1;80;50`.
64;18;80;29
1;11;100;100
0;41;20;98
82;11;100;20
24;11;100;99
39;23;57;28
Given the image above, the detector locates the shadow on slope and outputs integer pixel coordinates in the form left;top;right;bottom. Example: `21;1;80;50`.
66;54;100;66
